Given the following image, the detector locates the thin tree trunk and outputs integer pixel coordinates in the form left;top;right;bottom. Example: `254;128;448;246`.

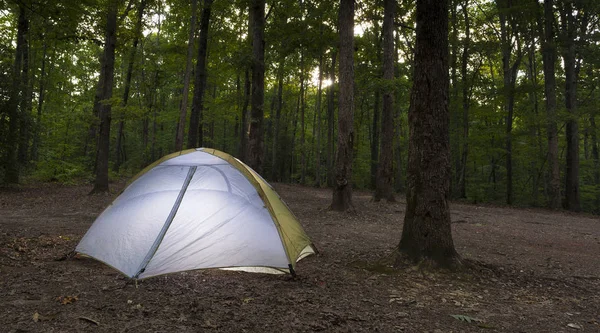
4;4;28;184
560;2;581;211
246;0;266;173
374;0;396;202
314;52;324;186
175;0;198;151
398;0;460;268
536;0;560;209
394;30;404;193
31;36;48;162
290;87;301;181
326;51;337;187
591;116;599;213
331;0;355;211
458;0;470;199
450;0;460;192
299;51;306;184
188;0;213;148
498;0;521;205
371;90;380;188
271;56;285;181
240;68;250;159
17;19;31;166
90;0;119;194
115;0;146;171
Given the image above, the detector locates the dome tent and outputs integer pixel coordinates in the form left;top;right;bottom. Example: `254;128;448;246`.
76;148;316;279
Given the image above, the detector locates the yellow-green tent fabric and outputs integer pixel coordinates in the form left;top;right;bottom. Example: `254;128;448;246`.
76;148;316;279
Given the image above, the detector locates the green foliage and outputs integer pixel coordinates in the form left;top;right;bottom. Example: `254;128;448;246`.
0;0;598;213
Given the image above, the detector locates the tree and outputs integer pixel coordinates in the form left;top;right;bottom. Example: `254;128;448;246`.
397;0;460;267
558;0;588;212
246;0;265;172
114;0;147;172
535;0;560;209
331;0;354;211
374;0;396;202
90;0;119;194
457;0;471;199
175;0;198;151
4;4;28;184
497;0;523;206
188;0;214;149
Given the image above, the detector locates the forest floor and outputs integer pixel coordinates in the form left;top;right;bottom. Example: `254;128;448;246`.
0;182;599;333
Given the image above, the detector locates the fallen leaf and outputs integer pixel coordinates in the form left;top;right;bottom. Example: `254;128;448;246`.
79;316;99;326
56;295;79;305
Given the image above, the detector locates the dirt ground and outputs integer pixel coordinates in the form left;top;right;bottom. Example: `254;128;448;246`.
0;182;599;333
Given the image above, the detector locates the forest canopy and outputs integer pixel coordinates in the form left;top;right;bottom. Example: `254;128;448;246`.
1;0;599;213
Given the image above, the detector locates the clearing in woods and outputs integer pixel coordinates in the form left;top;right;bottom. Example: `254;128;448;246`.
0;183;599;332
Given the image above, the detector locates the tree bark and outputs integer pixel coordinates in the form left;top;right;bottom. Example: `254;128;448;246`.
371;90;380;188
31;36;48;162
330;0;355;211
457;0;470;199
299;51;306;184
271;57;285;181
374;0;396;202
114;0;147;172
90;0;119;194
175;0;198;151
397;0;460;268
188;0;213;149
535;0;560;209
326;51;337;187
17;17;31;166
314;51;324;187
559;2;581;211
498;0;521;206
246;0;266;173
4;4;28;184
591;116;599;213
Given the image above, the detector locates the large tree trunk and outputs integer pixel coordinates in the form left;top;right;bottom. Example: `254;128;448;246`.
374;0;396;202
175;0;198;151
326;51;337;187
188;0;213;149
246;0;265;173
4;4;28;184
457;0;470;199
397;0;460;268
114;0;147;172
90;0;119;194
330;0;355;211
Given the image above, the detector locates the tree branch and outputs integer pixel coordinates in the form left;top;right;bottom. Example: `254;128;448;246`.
118;0;136;23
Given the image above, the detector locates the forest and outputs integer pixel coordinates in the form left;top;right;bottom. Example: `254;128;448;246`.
1;0;600;332
1;0;600;213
